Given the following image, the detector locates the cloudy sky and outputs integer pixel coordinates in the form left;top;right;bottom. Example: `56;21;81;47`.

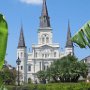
20;0;42;4
0;0;90;66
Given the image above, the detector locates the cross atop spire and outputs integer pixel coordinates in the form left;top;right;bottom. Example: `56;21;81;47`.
18;25;26;48
66;21;73;48
40;0;51;28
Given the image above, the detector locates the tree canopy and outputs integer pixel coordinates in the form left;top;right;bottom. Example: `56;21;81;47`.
37;55;88;83
0;66;17;85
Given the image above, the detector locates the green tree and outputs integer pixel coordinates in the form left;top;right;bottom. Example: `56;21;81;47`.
37;70;47;83
50;55;87;82
0;67;17;85
37;55;88;83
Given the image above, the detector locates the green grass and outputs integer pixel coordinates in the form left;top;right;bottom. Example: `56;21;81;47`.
6;83;90;90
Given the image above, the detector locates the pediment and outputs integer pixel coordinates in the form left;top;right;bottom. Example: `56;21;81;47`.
39;45;53;49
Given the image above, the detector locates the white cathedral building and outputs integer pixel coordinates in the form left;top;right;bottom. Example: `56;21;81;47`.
16;0;74;83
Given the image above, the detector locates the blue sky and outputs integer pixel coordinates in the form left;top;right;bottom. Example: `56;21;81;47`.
0;0;90;67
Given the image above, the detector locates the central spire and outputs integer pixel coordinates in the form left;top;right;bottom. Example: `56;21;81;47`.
41;0;48;16
40;0;51;28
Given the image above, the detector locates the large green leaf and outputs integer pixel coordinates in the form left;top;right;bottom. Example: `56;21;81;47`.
0;14;8;69
71;21;90;48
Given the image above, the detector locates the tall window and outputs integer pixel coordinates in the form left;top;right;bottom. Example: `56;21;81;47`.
28;65;31;71
42;37;45;44
28;78;31;83
24;53;26;57
45;54;47;58
54;52;56;57
44;65;46;70
46;37;49;43
44;65;48;71
42;54;44;58
21;52;23;57
40;62;41;71
35;52;37;57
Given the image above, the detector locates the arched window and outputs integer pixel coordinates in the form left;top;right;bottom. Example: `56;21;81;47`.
28;78;31;83
46;37;49;43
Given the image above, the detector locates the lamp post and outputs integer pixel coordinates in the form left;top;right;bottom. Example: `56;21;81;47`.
16;57;21;86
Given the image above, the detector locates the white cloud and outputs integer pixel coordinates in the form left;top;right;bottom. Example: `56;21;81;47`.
20;0;43;5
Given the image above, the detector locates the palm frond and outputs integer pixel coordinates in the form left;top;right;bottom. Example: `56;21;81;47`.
71;21;90;48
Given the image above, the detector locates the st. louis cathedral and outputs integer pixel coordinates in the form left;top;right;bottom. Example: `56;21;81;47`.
16;0;74;83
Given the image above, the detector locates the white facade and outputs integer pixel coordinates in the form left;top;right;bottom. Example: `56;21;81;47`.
17;47;27;83
65;47;74;56
17;27;73;83
16;0;74;83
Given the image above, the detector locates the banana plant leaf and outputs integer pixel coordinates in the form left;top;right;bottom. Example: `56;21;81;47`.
71;21;90;48
0;14;8;69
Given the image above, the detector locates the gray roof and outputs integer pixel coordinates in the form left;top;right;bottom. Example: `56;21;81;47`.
82;55;90;61
18;26;26;48
40;0;51;28
66;21;73;48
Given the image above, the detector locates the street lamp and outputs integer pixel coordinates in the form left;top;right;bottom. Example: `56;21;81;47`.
16;57;21;86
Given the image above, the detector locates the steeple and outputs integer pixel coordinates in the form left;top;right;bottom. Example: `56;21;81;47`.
18;25;26;48
66;21;73;48
41;0;48;16
40;0;51;28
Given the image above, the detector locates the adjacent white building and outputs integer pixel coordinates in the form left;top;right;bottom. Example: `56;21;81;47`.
16;0;74;83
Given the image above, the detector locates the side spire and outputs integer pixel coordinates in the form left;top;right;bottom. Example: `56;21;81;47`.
66;21;73;48
18;25;26;48
40;0;51;28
